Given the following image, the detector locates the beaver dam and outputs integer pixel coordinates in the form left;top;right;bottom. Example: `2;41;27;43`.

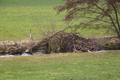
0;29;104;56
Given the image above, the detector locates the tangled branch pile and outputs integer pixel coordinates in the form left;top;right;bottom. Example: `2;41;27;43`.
0;40;35;55
60;34;103;52
0;29;103;55
25;32;103;54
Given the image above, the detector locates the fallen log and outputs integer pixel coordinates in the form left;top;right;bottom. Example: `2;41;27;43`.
0;41;28;55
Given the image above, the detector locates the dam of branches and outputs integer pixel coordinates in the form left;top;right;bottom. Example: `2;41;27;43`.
0;28;103;56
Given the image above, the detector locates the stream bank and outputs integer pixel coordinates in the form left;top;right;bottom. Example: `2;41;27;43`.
0;31;120;57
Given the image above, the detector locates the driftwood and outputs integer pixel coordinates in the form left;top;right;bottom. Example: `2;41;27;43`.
0;44;27;55
0;40;34;55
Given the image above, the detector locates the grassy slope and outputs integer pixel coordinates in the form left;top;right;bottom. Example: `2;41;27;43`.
0;51;120;80
0;0;66;41
0;7;66;41
0;0;116;41
0;0;65;7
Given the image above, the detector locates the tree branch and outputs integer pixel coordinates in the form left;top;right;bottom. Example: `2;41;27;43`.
94;3;120;38
111;3;120;33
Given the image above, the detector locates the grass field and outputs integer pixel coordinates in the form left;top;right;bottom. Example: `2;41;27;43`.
0;51;120;80
0;1;120;80
0;0;67;41
0;0;65;7
0;6;66;41
0;0;116;41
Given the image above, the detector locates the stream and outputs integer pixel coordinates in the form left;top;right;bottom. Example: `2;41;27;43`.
0;50;109;57
0;52;49;57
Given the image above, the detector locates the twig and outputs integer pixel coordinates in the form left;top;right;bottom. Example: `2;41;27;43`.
25;26;71;53
30;28;33;41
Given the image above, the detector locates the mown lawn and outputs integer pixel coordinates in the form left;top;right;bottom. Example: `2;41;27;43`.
0;51;120;80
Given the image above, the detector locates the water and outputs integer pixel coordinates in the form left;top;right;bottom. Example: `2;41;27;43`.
0;51;49;57
21;53;31;56
92;50;108;53
0;53;30;57
0;54;14;57
0;50;108;57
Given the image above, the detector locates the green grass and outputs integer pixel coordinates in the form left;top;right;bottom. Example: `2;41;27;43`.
0;1;119;80
0;0;65;7
0;0;66;41
0;6;66;41
0;51;120;80
0;0;116;41
0;0;67;41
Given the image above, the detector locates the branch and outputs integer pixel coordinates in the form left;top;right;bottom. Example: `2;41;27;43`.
94;3;120;37
74;7;102;15
94;3;110;17
25;26;72;53
85;16;111;23
73;15;111;23
30;29;33;41
111;3;120;32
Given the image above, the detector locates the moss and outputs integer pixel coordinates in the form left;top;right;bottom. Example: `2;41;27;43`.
102;43;116;50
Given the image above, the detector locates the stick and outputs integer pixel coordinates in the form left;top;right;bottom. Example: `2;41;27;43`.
25;26;71;53
30;28;33;41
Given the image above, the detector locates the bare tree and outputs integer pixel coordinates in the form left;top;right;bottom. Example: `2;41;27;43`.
55;0;120;38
